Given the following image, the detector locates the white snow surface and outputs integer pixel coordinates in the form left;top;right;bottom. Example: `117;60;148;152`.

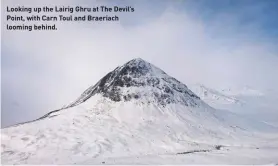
1;94;278;164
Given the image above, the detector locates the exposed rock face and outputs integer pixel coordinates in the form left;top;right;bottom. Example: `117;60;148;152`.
65;58;201;108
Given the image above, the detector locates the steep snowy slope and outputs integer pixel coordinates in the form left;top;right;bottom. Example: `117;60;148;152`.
2;58;278;164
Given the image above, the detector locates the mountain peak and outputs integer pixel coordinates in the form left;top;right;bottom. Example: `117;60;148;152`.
126;58;153;67
64;58;201;108
120;58;166;77
129;57;146;62
125;58;150;70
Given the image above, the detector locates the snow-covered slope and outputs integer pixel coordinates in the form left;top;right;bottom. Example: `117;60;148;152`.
190;84;242;106
221;86;264;97
2;58;278;164
189;84;278;127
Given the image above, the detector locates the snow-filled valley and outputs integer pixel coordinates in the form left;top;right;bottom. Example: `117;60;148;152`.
1;58;278;164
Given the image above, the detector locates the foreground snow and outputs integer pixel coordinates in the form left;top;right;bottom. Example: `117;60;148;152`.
80;146;278;165
1;95;278;164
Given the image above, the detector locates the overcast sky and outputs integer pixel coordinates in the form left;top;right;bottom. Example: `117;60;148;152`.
2;0;278;127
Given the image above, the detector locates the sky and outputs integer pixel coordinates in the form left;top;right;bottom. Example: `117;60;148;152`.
1;0;278;127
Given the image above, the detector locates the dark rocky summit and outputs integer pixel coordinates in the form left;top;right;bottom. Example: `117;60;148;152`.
65;58;201;108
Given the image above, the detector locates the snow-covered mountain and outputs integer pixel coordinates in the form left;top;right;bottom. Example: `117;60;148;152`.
189;84;242;106
2;58;278;164
63;58;201;108
189;84;278;127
